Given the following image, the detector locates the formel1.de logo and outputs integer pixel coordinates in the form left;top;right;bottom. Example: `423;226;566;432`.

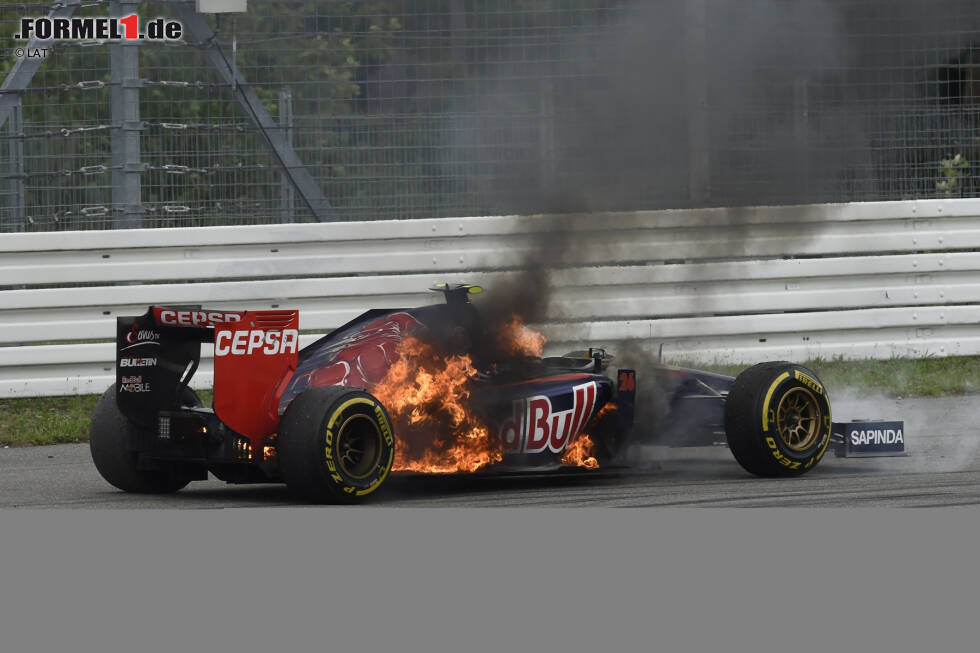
14;15;183;41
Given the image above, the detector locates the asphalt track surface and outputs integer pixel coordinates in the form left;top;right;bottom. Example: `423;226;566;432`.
3;395;980;508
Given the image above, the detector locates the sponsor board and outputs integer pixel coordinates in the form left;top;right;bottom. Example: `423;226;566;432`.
156;309;243;328
498;381;597;454
215;329;299;357
119;356;157;368
124;324;160;346
213;312;300;439
834;420;906;457
119;375;151;393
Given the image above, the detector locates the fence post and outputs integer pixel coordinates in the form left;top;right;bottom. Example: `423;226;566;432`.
538;80;556;202
279;89;295;224
450;0;466;70
9;98;25;232
685;0;710;205
794;77;810;200
110;0;143;229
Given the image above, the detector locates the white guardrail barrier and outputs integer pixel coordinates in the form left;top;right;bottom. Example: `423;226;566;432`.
2;199;980;397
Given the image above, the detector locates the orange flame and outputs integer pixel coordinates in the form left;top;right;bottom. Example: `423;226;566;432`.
498;314;546;358
561;434;599;469
560;402;617;469
372;335;503;473
594;401;617;421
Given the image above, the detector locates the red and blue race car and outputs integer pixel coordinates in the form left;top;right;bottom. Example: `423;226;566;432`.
91;284;834;503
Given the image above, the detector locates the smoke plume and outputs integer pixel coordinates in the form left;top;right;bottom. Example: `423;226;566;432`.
441;0;980;469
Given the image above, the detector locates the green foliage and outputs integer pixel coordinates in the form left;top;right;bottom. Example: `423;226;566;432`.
0;394;100;447
936;152;969;196
0;390;213;447
1;1;411;226
3;1;624;225
691;355;980;398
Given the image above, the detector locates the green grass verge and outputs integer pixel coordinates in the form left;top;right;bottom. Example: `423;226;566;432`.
1;357;978;448
688;356;980;397
0;390;213;448
0;395;101;447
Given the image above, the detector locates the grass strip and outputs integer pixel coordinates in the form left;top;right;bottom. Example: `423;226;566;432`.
690;356;980;397
0;390;213;448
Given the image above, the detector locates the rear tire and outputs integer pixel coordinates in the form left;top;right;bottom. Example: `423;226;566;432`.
89;384;201;493
277;386;395;504
724;362;832;477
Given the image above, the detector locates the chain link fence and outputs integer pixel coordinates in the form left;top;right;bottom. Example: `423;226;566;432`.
2;0;980;231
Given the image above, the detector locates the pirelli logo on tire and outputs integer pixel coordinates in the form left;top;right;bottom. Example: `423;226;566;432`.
793;369;824;396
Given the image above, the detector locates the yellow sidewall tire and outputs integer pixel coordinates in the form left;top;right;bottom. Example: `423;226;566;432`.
724;362;832;478
278;386;396;504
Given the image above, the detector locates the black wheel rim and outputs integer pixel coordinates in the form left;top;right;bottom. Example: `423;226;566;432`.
335;413;383;479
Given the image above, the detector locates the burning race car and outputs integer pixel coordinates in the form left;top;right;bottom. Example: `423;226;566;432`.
90;284;833;503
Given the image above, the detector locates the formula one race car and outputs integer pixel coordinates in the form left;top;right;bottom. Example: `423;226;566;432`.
90;284;833;503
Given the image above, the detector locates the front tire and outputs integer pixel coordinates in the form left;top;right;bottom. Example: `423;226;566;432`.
724;362;832;477
89;384;200;493
277;386;395;504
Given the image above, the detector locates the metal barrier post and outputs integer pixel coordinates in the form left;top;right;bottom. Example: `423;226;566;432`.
279;89;295;224
9;99;25;232
110;0;143;229
686;0;709;205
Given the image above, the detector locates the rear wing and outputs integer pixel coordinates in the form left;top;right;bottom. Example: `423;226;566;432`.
115;306;215;427
115;306;298;440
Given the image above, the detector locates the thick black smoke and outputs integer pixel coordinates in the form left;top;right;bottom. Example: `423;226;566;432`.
441;1;980;458
466;228;572;366
446;0;980;331
447;0;980;212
